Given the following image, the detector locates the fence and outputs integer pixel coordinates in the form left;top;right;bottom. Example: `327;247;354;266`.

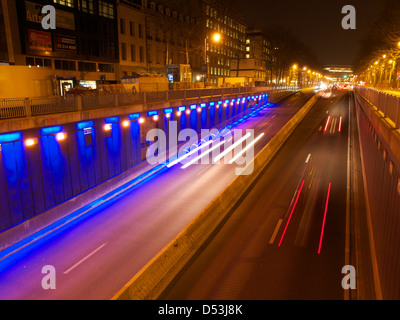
355;87;400;128
0;86;298;120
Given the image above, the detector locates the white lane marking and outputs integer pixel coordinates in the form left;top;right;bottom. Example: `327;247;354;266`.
305;154;312;164
269;219;283;245
64;242;108;275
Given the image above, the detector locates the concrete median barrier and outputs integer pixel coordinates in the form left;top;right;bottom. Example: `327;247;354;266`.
112;91;322;300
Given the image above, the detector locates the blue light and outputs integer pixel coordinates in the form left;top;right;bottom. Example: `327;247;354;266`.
105;117;119;123
76;121;94;130
147;111;158;117
178;106;186;112
200;103;206;108
190;104;197;110
164;108;173;114
218;101;223;105
0;132;22;144
40;126;62;136
129;113;141;120
210;102;215;106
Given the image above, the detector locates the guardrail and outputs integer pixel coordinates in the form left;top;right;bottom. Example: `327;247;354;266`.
355;86;400;128
0;86;298;120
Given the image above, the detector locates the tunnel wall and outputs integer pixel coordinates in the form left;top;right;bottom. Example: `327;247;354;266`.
354;90;400;300
0;93;266;236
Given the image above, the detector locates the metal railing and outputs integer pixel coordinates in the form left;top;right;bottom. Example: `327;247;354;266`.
0;86;298;120
0;99;26;119
356;86;400;127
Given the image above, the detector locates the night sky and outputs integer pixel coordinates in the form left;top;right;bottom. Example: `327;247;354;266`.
233;0;386;66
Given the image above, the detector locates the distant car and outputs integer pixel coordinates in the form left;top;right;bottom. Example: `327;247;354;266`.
322;91;332;98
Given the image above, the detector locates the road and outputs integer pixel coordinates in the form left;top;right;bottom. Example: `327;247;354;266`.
161;90;372;300
0;89;317;300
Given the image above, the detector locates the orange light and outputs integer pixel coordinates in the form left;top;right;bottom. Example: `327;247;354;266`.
197;107;202;112
25;138;38;147
122;120;130;127
104;124;112;131
177;111;182;116
186;110;191;115
213;33;222;43
153;115;159;121
56;132;68;141
139;118;145;124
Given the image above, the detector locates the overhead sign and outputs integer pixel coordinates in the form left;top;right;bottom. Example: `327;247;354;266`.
28;29;52;51
25;1;75;30
56;35;77;53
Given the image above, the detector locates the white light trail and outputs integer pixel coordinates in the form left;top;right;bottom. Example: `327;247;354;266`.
228;133;265;164
167;140;214;168
181;141;226;169
213;132;252;163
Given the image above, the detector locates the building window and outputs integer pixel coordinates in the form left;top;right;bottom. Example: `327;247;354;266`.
131;45;136;61
121;43;127;60
130;21;135;36
98;63;114;73
26;57;34;66
99;0;114;19
120;19;125;34
138;24;143;38
78;0;94;13
139;46;144;62
78;62;96;72
53;0;74;7
55;59;76;70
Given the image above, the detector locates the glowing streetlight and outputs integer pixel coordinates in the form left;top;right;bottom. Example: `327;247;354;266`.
213;33;222;43
204;32;222;85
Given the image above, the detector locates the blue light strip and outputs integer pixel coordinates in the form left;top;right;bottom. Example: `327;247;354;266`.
105;117;119;123
129;113;141;120
164;108;173;114
0;132;23;144
76;121;94;130
147;111;159;117
40;126;62;136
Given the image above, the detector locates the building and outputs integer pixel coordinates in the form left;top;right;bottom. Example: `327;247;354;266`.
203;0;247;86
323;65;354;82
240;29;271;85
3;0;119;96
117;0;147;79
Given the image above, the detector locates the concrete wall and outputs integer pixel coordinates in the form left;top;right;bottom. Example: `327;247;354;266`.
354;90;400;299
0;65;54;98
0;90;279;252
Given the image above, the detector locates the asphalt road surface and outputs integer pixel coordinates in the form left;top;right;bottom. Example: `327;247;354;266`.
161;90;367;300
